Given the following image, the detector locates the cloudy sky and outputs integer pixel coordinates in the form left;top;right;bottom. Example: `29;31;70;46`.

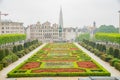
0;0;120;28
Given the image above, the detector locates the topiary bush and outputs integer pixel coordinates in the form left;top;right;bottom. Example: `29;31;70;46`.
109;58;120;66
0;49;5;61
13;46;17;53
114;62;120;71
108;47;114;55
0;64;3;70
113;49;119;58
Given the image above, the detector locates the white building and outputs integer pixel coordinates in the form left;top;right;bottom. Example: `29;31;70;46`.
0;20;25;34
26;21;61;42
26;21;80;42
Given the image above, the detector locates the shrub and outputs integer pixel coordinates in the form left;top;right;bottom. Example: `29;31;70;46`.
24;49;30;54
17;45;23;51
109;58;120;66
108;47;114;55
16;51;25;58
0;49;5;60
102;45;106;52
2;51;18;67
114;62;120;71
100;55;113;62
113;49;119;58
94;49;100;55
13;46;17;53
5;49;10;56
0;64;3;70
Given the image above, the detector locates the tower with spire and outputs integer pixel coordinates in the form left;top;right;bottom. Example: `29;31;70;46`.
59;7;63;41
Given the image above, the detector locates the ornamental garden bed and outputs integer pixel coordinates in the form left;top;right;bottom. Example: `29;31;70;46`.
7;43;110;77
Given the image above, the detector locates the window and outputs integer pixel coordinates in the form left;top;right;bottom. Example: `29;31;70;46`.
2;27;4;29
2;31;4;33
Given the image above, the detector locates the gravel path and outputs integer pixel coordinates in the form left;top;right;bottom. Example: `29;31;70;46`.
74;43;120;76
0;43;46;80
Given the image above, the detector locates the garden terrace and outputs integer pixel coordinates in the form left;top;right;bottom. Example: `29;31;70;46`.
7;43;110;77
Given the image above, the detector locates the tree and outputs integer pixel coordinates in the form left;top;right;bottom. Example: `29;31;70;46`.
96;25;118;33
76;33;90;42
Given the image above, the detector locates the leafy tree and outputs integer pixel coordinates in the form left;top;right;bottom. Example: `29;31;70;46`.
76;33;90;42
96;25;118;33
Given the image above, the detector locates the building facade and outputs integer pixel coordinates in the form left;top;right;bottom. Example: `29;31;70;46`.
26;21;80;42
0;20;25;34
26;21;61;42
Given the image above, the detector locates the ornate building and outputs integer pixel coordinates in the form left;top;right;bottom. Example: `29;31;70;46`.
26;21;60;42
26;21;80;42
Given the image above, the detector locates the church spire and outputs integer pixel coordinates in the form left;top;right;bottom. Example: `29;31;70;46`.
59;7;63;39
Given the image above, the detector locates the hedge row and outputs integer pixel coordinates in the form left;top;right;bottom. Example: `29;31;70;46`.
95;33;120;44
8;72;110;77
0;34;26;45
83;40;120;58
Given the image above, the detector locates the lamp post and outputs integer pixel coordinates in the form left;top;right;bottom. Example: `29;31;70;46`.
118;10;120;34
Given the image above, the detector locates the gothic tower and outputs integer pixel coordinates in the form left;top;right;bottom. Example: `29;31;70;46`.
59;7;63;40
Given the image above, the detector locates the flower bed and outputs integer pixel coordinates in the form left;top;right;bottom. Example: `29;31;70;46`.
32;68;85;73
20;62;41;70
77;61;98;69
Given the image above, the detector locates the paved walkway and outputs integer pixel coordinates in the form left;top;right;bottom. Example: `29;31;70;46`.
0;43;47;80
74;43;120;76
0;43;120;80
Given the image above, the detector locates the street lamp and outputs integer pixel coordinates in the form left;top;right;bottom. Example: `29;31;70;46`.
118;10;120;33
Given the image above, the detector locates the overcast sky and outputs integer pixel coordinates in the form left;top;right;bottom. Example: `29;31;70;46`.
0;0;120;28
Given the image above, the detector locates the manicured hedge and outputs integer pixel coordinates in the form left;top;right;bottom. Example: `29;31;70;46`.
95;33;120;44
0;34;26;45
7;72;110;77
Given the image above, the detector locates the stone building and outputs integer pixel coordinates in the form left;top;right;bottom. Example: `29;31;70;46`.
0;20;25;34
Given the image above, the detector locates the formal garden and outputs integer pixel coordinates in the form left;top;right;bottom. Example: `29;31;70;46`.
7;43;110;77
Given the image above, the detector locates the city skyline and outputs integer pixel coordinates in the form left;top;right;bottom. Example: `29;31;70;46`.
0;0;120;28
